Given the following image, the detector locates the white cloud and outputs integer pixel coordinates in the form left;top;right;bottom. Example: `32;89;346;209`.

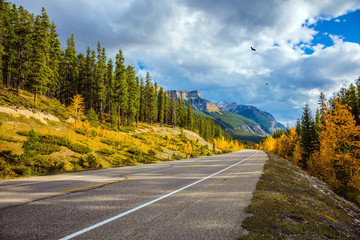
12;0;360;123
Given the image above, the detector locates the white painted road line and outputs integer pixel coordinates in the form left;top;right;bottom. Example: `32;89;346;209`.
58;151;258;240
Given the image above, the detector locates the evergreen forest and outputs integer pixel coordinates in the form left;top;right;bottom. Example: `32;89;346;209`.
0;2;231;142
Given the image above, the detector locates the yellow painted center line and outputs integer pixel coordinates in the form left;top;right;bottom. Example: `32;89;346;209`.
61;177;135;193
184;164;201;168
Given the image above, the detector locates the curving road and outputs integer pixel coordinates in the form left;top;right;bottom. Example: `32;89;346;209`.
0;149;267;240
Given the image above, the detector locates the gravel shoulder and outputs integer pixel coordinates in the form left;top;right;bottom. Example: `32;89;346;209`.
239;152;360;239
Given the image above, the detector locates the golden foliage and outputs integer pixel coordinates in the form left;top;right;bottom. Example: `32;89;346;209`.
256;101;360;205
184;141;192;155
309;101;360;204
69;94;85;124
213;136;244;152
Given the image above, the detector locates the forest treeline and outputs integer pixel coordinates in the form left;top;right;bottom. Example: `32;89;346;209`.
256;80;360;205
0;1;232;142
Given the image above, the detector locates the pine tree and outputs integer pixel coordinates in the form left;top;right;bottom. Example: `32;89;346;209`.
48;21;62;97
114;50;127;128
187;92;192;130
134;77;141;127
318;92;326;116
105;58;114;122
300;104;317;169
346;84;360;125
22;128;40;163
28;8;51;104
0;0;5;81
14;6;33;93
151;81;158;124
3;4;18;88
176;96;186;127
171;91;176;127
144;75;150;123
126;65;137;125
164;91;170;125
139;78;145;122
96;41;106;122
158;87;165;126
144;72;156;124
60;33;78;105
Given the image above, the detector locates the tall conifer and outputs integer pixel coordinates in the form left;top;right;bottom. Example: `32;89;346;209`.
48;21;61;97
300;104;317;169
158;87;165;126
28;8;51;104
187;92;192;130
114;50;127;128
60;33;78;105
126;65;137;125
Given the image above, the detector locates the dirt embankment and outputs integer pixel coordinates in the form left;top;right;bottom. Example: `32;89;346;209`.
0;105;60;124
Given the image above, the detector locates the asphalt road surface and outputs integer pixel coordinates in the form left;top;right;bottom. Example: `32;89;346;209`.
0;149;267;240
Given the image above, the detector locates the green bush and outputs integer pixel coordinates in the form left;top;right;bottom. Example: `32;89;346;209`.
68;142;88;154
147;149;156;158
96;148;115;156
171;153;182;160
39;134;71;147
39;143;61;155
0;135;19;142
100;138;124;149
12;165;32;176
78;153;98;169
119;126;135;133
86;108;99;126
47;158;65;173
133;134;146;140
0;159;16;178
16;130;30;136
127;147;143;156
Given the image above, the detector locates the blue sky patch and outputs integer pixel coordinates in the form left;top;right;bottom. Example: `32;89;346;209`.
310;9;360;47
137;60;146;70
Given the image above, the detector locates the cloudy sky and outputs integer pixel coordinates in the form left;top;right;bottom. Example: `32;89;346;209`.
12;0;360;126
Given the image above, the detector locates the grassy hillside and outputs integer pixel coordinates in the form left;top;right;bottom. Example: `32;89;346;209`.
228;105;286;134
0;89;220;179
198;109;266;143
239;152;360;239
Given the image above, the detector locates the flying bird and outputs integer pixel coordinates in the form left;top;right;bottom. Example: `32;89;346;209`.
266;83;269;85
251;46;256;51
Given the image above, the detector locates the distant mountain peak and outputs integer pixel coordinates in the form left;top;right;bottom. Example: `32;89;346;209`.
216;101;286;134
169;90;285;142
169;90;220;113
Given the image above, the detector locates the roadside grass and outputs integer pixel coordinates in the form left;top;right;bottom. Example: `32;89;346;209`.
0;91;217;179
239;152;360;240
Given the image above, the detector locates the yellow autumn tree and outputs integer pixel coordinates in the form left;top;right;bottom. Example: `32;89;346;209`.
309;100;360;205
70;94;85;125
262;135;276;152
276;127;300;162
184;141;192;156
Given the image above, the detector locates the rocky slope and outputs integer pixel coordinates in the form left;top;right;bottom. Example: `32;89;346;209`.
170;90;284;142
216;101;286;134
169;90;220;112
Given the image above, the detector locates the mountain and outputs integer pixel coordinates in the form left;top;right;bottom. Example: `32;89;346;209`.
169;90;285;142
216;101;286;134
169;90;221;112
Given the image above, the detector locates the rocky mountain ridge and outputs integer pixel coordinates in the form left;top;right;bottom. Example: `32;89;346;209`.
169;90;285;141
216;101;286;134
169;90;221;112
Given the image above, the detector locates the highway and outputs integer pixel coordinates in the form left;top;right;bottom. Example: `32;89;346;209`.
0;149;267;240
